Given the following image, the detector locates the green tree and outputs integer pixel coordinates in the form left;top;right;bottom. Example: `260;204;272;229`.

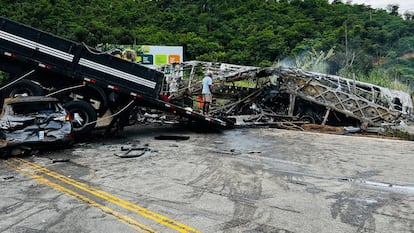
0;0;414;89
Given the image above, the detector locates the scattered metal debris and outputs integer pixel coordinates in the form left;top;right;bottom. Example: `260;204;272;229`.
248;150;261;154
114;145;151;158
2;176;14;180
154;135;190;140
51;159;70;163
158;61;414;138
208;148;241;155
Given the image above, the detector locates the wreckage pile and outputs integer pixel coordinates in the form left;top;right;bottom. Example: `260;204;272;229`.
160;61;414;138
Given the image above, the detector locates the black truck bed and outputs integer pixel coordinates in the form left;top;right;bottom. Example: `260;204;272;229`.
0;16;163;99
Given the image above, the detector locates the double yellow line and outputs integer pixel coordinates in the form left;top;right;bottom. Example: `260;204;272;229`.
4;158;201;233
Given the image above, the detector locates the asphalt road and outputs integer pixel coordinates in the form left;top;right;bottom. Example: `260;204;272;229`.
1;125;413;233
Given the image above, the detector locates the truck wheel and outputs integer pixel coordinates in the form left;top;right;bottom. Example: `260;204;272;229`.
64;100;97;137
2;80;44;97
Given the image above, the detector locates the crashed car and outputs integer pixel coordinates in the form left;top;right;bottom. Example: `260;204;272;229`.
0;96;73;154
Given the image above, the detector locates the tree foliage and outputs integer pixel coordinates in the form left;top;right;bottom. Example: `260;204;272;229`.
1;0;414;87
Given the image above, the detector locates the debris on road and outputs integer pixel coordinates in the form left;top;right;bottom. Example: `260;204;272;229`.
115;145;151;158
51;159;70;163
154;135;190;140
208;148;241;155
247;150;262;154
2;176;14;180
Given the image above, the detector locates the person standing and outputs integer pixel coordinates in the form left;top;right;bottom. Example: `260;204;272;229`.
202;71;213;115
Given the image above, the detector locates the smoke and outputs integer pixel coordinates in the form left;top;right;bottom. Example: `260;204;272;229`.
277;48;335;74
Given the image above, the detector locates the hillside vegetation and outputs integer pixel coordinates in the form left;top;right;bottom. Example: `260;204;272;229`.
1;0;414;91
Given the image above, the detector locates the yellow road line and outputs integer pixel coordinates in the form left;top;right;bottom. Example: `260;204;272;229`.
3;160;157;233
13;158;201;233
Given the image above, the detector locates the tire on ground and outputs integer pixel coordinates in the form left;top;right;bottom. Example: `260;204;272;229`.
64;100;97;137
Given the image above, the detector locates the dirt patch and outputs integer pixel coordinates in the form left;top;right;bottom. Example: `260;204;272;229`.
301;124;344;134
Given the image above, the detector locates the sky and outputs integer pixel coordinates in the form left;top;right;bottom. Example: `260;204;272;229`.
348;0;414;14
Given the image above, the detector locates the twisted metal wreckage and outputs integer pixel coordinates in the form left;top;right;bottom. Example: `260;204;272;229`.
157;61;414;136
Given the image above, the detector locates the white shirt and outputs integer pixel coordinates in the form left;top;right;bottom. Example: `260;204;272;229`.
202;76;213;94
